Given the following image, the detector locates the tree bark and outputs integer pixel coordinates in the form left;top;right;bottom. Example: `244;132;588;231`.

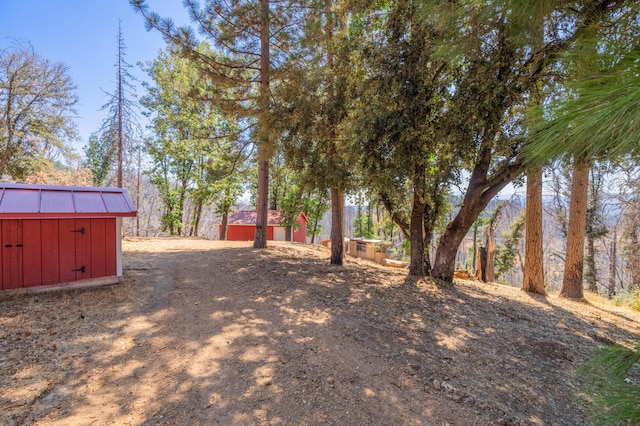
522;166;546;295
253;0;270;249
585;234;597;292
608;227;617;299
560;161;589;300
330;187;344;265
408;164;427;276
221;213;228;240
409;189;426;276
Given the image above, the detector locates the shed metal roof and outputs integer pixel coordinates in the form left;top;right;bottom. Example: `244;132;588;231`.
0;183;137;219
227;210;307;226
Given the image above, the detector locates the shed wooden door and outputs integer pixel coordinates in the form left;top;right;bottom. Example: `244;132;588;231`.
59;218;117;282
0;218;117;290
1;220;23;289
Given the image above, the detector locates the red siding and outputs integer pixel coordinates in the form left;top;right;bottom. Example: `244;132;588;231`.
41;220;60;285
0;218;119;290
293;215;307;243
105;219;117;275
75;218;91;280
58;219;77;283
226;225;255;241
22;220;42;287
2;220;22;289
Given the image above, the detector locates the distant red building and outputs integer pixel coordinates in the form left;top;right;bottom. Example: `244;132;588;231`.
220;210;308;243
0;183;136;292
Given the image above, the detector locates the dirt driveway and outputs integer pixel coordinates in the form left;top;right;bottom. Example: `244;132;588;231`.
1;238;639;425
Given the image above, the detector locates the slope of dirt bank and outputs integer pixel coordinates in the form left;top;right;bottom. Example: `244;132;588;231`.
1;238;639;425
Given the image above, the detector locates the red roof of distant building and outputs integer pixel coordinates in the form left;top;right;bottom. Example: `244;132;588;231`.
0;183;137;219
227;210;307;226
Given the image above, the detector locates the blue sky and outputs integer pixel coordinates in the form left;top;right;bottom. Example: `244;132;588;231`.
0;1;191;154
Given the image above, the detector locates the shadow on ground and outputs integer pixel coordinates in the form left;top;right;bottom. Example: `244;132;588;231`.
1;239;638;425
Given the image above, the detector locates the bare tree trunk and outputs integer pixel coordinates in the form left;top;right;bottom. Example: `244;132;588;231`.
522;167;546;295
472;223;478;273
311;217;319;244
136;146;141;237
560;161;589;300
409;191;426;276
586;235;597;292
409;164;427;276
117;23;124;189
253;0;270;249
221;213;228;240
608;227;617;299
630;228;640;291
330;188;344;265
192;202;203;237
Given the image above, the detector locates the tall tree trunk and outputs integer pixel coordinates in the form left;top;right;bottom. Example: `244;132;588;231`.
409;164;427;276
485;231;496;282
253;0;271;249
560;161;589;300
326;0;344;265
192;201;203;237
472;223;478;273
330;188;344;265
311;217;319;244
221;213;228;240
136;146;141;237
522;166;546;295
117;23;124;189
585;234;597;292
608;227;617;299
630;228;640;291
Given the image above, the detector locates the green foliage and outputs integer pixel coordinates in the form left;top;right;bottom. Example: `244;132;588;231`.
495;212;525;279
524;2;640;163
353;211;376;239
141;46;241;235
346;0;455;272
302;189;330;241
612;288;640;312
580;340;640;425
0;41;78;179
84;134;115;186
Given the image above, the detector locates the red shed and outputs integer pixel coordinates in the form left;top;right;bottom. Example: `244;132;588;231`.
220;210;308;243
0;183;137;292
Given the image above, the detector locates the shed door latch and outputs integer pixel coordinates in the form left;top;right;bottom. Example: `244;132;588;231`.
73;266;86;273
71;227;85;234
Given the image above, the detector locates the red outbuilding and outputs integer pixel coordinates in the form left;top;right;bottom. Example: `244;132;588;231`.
220;210;308;243
0;183;137;292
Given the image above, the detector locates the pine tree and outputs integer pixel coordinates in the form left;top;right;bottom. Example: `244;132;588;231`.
97;21;141;189
132;0;305;249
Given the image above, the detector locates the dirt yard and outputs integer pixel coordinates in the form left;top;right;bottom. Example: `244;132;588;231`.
1;238;639;425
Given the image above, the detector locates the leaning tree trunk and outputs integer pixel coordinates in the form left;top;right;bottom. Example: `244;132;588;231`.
522;166;546;295
330;187;344;265
431;145;523;282
560;161;589;300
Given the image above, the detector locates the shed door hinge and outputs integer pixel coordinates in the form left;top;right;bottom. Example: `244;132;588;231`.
71;227;85;234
